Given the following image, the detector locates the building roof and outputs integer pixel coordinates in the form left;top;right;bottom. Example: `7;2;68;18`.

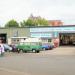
0;25;75;29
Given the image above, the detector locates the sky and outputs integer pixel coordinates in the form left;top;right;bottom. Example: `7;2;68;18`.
0;0;75;26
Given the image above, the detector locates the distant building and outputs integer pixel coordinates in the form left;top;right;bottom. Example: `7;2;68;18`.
48;20;63;26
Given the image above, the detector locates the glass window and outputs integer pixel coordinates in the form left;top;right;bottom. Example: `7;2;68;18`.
48;39;51;42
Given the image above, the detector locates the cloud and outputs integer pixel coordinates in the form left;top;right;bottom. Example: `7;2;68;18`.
0;0;75;26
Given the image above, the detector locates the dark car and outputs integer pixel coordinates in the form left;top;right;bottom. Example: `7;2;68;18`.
10;44;19;52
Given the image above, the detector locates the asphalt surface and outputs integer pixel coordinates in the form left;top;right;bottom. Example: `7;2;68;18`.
0;47;75;75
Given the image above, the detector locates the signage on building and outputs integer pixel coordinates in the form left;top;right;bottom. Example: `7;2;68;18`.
30;27;75;32
31;33;53;38
54;32;58;38
30;26;75;38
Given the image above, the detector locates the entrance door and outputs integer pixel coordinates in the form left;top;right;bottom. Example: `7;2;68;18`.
59;33;75;46
0;34;7;43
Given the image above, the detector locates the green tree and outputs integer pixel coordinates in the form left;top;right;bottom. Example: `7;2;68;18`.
20;19;36;27
25;19;36;26
20;20;26;27
37;18;48;26
5;19;19;27
20;18;48;27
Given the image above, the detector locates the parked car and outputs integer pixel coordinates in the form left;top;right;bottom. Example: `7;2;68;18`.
3;44;12;52
9;44;19;52
42;44;50;50
42;43;54;50
16;42;42;53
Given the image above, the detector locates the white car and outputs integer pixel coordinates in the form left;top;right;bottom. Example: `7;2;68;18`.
3;44;12;52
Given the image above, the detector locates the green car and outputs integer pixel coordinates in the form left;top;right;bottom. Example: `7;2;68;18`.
16;42;42;53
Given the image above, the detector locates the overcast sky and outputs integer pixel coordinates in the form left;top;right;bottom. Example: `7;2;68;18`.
0;0;75;26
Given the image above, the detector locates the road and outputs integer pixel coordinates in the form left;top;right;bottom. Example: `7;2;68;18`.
0;47;75;75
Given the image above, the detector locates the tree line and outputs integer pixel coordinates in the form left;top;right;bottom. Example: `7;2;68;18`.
5;17;49;27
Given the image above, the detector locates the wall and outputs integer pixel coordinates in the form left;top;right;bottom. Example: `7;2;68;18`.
0;27;30;43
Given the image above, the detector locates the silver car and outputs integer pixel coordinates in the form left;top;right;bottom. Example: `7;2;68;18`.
3;44;12;52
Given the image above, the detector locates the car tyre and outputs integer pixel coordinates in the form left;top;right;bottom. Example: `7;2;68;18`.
32;49;36;53
24;50;27;53
36;50;40;53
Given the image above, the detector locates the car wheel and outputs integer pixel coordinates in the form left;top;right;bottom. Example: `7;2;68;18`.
17;49;20;53
32;49;36;53
36;50;40;53
24;50;27;53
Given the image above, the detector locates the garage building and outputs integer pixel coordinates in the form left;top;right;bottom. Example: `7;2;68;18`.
0;25;75;46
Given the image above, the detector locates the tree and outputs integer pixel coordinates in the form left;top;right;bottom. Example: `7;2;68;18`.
5;19;19;27
20;19;37;27
20;17;48;27
20;20;26;27
37;18;48;26
25;19;37;26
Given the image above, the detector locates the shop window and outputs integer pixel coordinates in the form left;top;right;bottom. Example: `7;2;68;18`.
48;39;51;42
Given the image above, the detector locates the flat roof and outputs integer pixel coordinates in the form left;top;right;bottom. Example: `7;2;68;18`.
0;25;75;29
29;25;75;28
